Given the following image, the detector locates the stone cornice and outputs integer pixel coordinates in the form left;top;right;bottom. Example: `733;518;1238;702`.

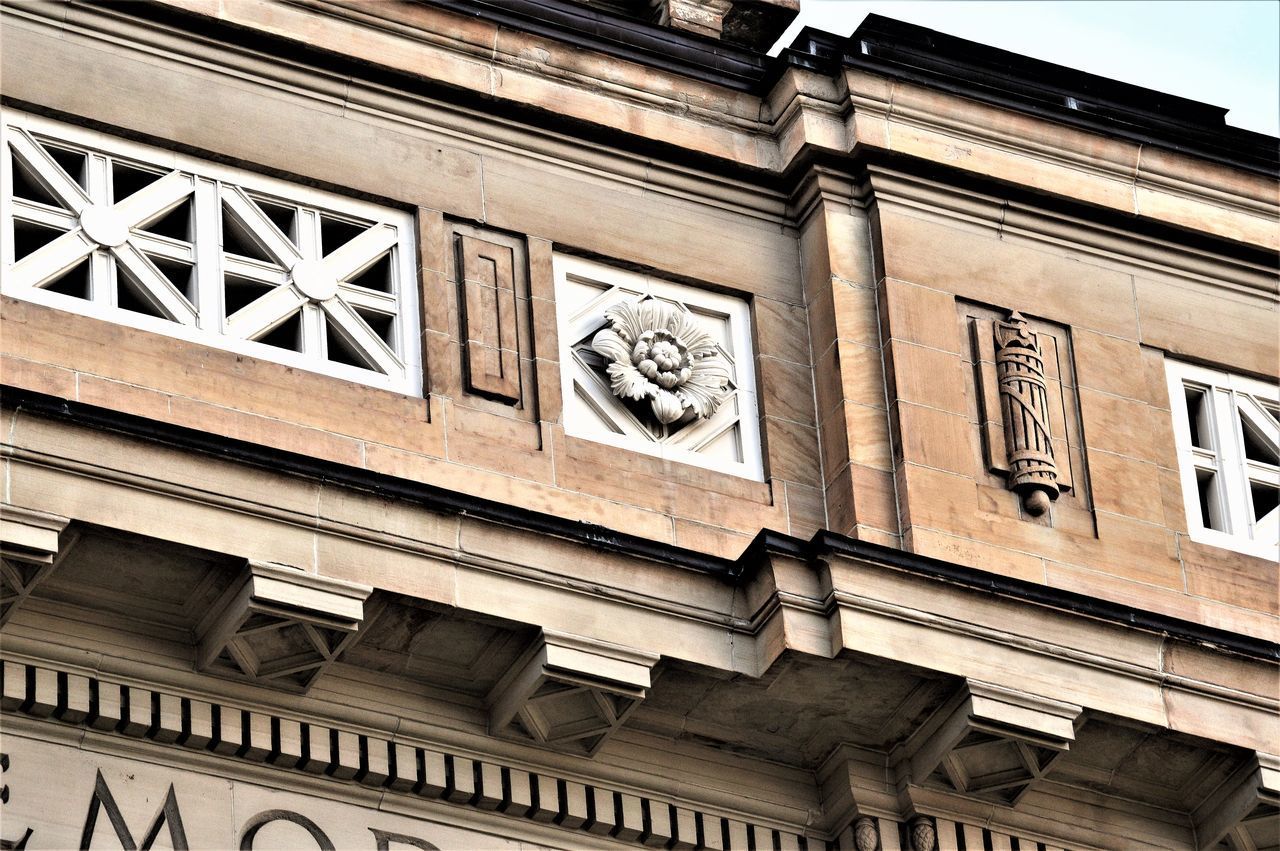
3;389;1277;762
6;0;1273;255
7;384;1277;662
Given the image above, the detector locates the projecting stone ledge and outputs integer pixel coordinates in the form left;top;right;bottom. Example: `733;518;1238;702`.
487;630;659;757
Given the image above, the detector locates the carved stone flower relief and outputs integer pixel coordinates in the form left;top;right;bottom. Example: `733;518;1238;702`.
589;299;732;427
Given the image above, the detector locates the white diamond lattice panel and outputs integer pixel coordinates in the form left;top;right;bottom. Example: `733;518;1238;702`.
554;254;762;480
0;110;421;394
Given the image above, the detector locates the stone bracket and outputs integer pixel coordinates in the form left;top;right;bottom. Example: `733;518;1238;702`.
195;560;373;693
1194;751;1280;851
487;630;659;757
902;680;1082;807
0;505;72;628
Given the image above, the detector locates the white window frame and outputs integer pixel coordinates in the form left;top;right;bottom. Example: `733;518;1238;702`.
1166;359;1279;560
1;109;421;395
553;254;763;481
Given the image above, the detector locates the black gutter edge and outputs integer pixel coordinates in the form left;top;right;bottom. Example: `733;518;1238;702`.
4;383;1276;662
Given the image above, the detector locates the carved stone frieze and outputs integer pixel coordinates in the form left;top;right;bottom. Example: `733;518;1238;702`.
591;298;731;426
195;561;374;692
487;630;659;757
993;311;1060;516
0;506;71;628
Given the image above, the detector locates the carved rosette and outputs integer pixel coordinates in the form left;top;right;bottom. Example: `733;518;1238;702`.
994;311;1060;516
853;816;880;851
909;816;937;851
591;299;731;426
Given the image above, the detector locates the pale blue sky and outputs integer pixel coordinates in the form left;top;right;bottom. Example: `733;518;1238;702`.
772;1;1280;136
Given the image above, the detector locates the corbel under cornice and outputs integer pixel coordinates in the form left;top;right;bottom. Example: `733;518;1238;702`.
1193;751;1280;851
0;504;73;628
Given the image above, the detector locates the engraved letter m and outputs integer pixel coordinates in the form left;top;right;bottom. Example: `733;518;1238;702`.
79;770;189;850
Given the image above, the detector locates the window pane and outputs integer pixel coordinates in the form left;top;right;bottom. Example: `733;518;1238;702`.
1251;481;1279;522
1196;469;1224;531
1184;386;1212;450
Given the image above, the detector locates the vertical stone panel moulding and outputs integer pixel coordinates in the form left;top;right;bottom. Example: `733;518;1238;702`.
457;234;521;404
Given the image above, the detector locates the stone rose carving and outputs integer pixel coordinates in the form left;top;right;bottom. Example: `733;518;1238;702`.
591;299;731;425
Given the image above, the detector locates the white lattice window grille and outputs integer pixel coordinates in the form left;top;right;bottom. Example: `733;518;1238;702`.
1;110;420;394
1166;360;1279;560
554;254;762;480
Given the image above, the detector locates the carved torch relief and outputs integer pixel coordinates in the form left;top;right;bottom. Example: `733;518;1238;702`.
965;304;1088;524
993;311;1060;516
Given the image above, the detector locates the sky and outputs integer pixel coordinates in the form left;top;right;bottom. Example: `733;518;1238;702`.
769;1;1280;137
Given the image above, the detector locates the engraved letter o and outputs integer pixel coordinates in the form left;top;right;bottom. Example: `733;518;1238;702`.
239;810;336;850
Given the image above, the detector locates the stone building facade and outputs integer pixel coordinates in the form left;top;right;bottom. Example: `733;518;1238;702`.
0;1;1276;849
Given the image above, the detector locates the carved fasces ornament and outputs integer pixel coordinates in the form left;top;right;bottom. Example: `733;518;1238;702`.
591;299;730;427
994;311;1060;516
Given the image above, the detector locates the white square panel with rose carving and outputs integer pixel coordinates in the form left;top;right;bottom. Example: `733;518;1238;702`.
0;109;421;395
553;254;762;480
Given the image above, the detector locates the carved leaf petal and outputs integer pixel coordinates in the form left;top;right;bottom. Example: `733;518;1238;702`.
603;301;643;345
680;359;731;418
665;309;716;355
606;362;655;401
650;389;685;424
591;328;632;365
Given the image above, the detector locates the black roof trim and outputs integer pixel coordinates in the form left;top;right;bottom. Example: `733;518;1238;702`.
5;384;1275;662
784;16;1278;176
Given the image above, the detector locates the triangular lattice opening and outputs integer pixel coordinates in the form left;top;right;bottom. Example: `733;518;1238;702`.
42;257;91;300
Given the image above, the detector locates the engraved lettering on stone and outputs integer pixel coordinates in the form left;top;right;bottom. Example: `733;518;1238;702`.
369;828;442;851
0;753;32;851
79;770;189;851
239;810;336;850
994;311;1060;516
591;299;730;426
908;816;936;851
853;816;879;851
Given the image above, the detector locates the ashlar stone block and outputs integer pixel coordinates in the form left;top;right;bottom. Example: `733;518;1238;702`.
487;630;658;757
195;560;373;693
